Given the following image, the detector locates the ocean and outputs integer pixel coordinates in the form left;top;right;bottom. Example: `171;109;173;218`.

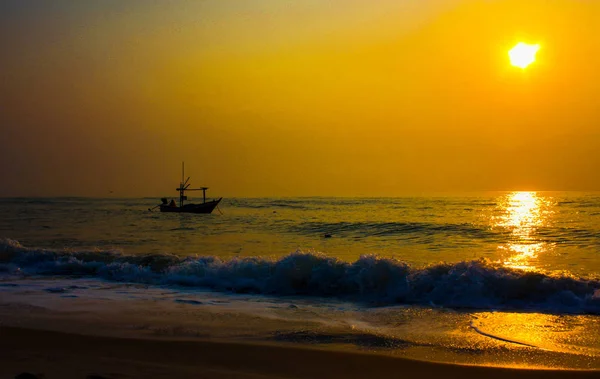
1;192;600;369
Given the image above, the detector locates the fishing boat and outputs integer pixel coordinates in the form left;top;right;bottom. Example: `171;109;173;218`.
152;163;222;214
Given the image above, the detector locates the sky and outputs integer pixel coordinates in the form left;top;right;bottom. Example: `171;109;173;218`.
1;0;599;197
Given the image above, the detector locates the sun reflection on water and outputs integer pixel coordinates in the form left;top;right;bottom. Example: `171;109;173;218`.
471;311;600;360
494;192;555;270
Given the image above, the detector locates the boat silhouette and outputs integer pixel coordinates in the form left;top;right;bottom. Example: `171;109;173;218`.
153;162;222;214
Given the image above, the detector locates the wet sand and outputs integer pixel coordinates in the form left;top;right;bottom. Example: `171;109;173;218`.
2;326;599;379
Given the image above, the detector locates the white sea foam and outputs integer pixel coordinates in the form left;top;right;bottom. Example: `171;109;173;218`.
2;239;599;314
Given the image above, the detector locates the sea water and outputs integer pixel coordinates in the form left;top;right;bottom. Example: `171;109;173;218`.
1;192;600;368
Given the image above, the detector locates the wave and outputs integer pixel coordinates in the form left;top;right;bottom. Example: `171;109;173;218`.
228;198;405;210
1;239;599;314
291;221;600;248
227;199;310;210
290;221;501;240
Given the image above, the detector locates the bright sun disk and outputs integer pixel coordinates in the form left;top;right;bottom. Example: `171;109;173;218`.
509;42;540;69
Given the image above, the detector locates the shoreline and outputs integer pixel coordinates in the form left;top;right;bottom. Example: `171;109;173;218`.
2;276;600;373
2;326;600;379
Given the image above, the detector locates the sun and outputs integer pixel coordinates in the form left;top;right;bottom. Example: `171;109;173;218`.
508;42;540;69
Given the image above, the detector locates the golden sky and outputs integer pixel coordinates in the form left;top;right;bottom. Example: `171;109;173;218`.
1;0;599;197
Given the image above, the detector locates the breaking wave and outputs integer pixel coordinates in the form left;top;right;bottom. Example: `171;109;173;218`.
290;221;501;240
1;238;599;314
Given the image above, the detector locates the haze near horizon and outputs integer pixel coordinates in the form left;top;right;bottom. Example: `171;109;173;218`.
1;0;599;197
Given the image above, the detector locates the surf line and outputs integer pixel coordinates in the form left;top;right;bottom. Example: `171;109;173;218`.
469;321;548;351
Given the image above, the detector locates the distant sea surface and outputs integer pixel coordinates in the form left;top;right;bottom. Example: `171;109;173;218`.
2;193;600;272
2;192;600;368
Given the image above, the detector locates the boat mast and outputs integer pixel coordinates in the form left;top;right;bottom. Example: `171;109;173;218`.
179;162;185;207
176;162;207;206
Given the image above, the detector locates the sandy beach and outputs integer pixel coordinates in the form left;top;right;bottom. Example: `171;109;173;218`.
3;325;600;379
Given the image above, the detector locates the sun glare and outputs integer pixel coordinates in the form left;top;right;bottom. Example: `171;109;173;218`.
508;42;540;69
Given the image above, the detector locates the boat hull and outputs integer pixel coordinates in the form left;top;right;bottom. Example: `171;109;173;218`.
159;198;222;214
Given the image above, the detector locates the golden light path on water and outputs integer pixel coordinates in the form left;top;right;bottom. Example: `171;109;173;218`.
471;192;600;364
493;191;555;271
